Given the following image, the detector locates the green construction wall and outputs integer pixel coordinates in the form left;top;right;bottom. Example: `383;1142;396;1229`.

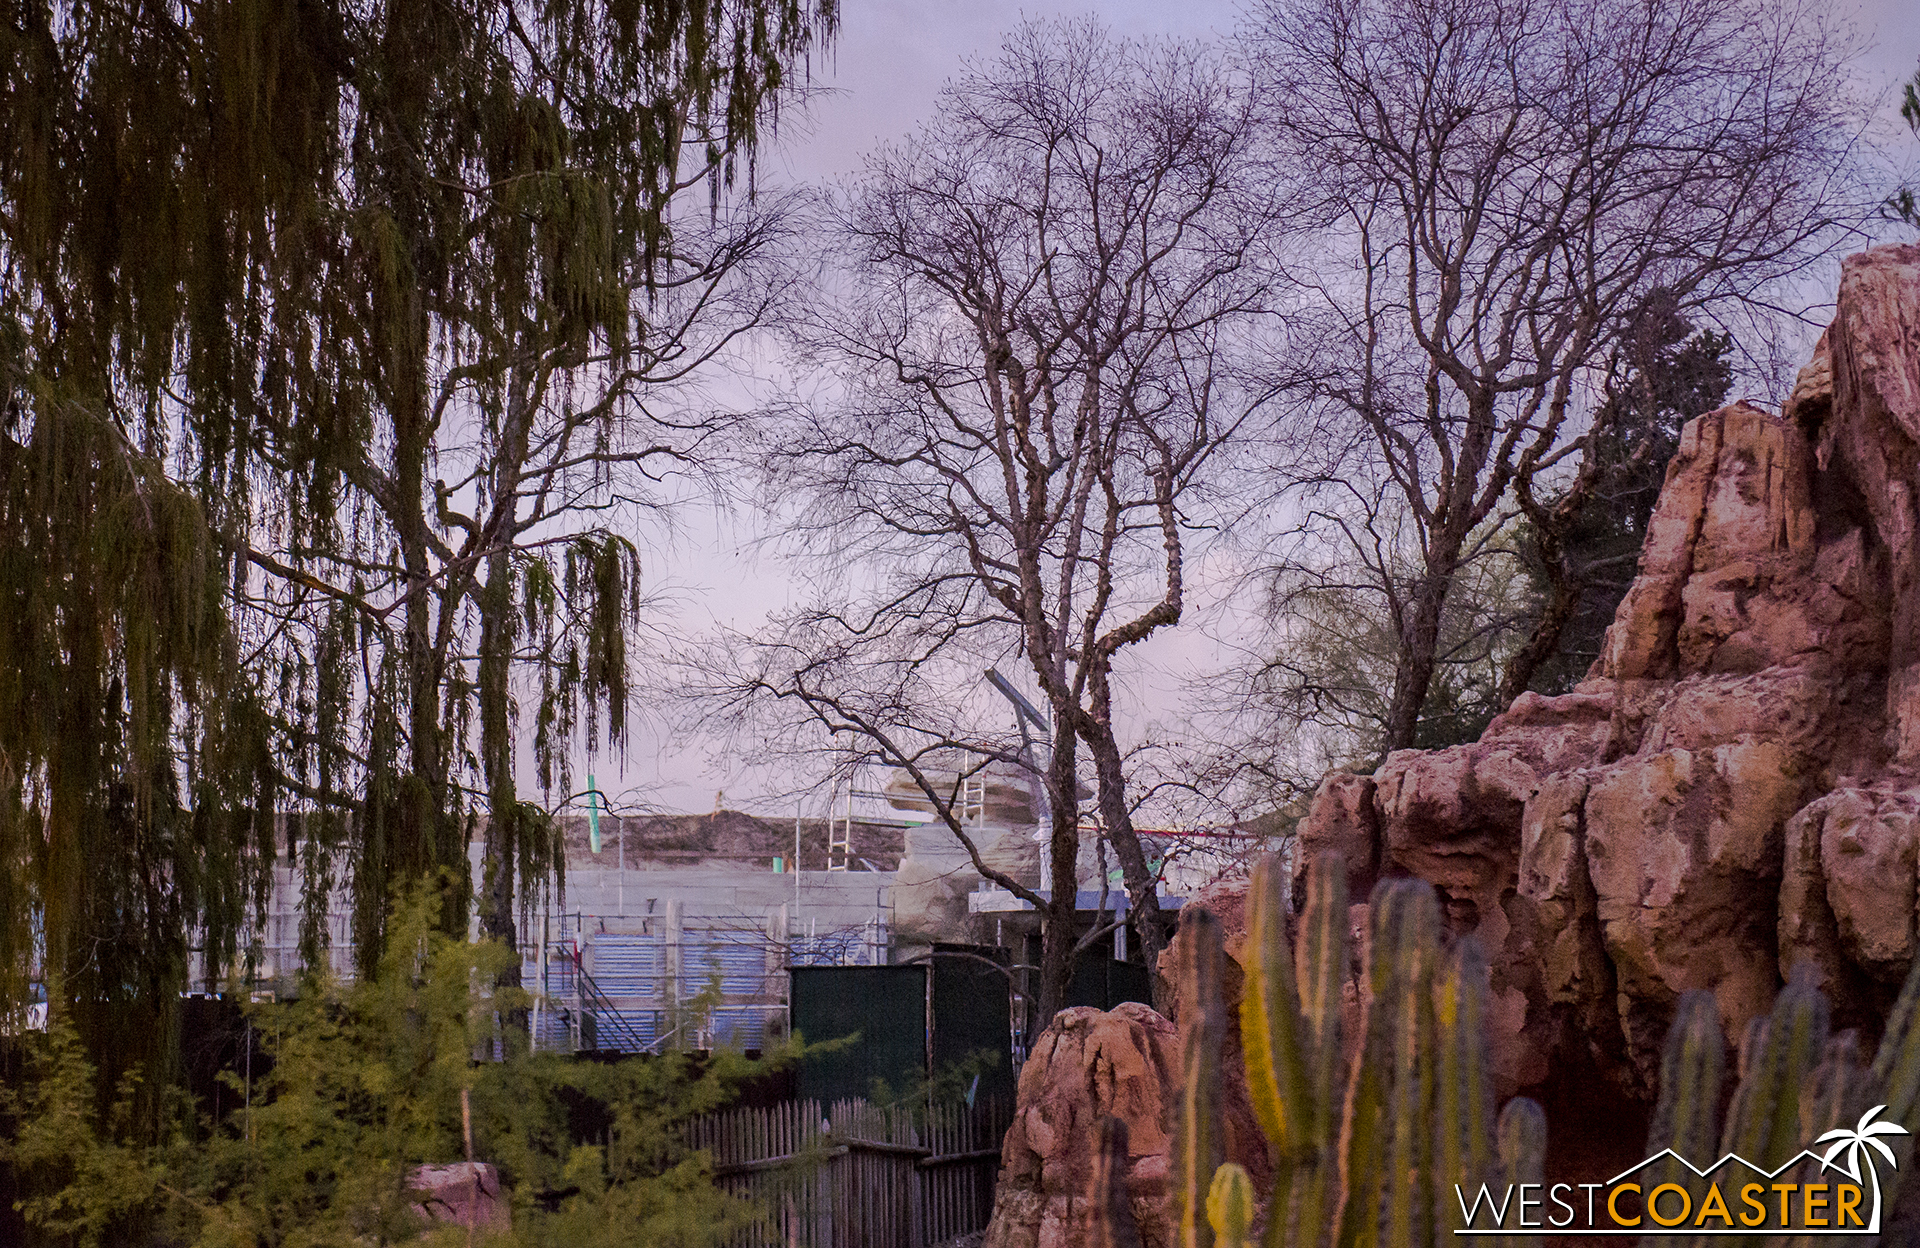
930;943;1016;1107
789;965;928;1104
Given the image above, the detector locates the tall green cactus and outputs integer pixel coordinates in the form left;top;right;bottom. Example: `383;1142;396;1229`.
1866;950;1920;1218
1341;878;1444;1248
1494;1097;1546;1248
1175;905;1230;1248
1242;853;1317;1163
1149;849;1920;1248
1229;854;1524;1248
1433;937;1497;1238
1242;851;1346;1248
1262;850;1348;1248
1646;991;1726;1169
1720;973;1828;1171
1642;992;1729;1248
1210;1163;1257;1248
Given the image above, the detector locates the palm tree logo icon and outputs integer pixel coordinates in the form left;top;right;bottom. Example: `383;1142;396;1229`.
1815;1105;1910;1233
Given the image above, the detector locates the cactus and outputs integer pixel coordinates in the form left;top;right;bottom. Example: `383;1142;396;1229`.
1223;854;1518;1248
1494;1097;1547;1248
1172;850;1920;1248
1209;1163;1257;1248
1647;991;1726;1166
1772;1030;1871;1248
1175;905;1230;1248
1433;937;1497;1238
1242;853;1316;1163
1255;850;1348;1248
1720;972;1828;1170
1866;950;1920;1216
1802;1029;1869;1149
1642;989;1726;1233
1339;878;1444;1248
1090;1116;1145;1248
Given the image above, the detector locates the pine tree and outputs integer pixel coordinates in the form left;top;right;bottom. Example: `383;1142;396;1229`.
1886;61;1920;229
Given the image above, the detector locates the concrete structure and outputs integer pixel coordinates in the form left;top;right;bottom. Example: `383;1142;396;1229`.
526;809;909;1052
205;775;1280;1056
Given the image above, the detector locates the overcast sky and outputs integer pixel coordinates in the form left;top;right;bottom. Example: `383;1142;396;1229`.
569;0;1920;820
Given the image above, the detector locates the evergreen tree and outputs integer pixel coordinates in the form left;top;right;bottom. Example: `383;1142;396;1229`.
0;0;834;1100
1886;61;1920;229
2;891;777;1248
1504;297;1734;698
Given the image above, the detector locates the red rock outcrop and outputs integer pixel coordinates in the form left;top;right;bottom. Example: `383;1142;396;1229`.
1293;243;1920;1100
982;952;1282;1248
981;1004;1181;1248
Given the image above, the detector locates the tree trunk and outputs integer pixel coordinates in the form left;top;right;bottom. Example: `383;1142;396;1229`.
1087;738;1170;1013
1496;532;1581;709
1075;669;1172;1014
1032;733;1084;1033
1381;556;1458;756
476;548;525;1023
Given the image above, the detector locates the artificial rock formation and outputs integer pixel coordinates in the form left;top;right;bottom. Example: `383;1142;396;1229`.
981;245;1920;1246
984;901;1284;1248
981;1004;1181;1248
1295;242;1920;1100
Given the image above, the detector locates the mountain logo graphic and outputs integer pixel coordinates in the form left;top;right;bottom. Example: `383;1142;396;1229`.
1452;1105;1910;1236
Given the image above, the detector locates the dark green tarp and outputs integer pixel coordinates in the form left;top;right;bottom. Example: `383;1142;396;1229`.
790;965;928;1104
1065;953;1153;1012
930;943;1015;1107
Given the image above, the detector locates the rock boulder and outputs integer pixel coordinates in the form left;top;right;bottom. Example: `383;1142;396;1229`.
409;1162;510;1235
981;1004;1181;1248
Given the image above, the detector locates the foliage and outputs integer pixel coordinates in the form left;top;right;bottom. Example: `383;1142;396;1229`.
1223;302;1733;792
1141;857;1541;1248
1232;513;1533;790
1172;908;1229;1248
0;0;836;1091
1638;962;1920;1241
0;326;278;1128
1887;62;1920;229
1506;301;1735;699
0;889;782;1248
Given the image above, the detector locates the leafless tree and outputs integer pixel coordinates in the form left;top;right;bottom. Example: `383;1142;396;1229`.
1247;0;1872;755
691;20;1296;1019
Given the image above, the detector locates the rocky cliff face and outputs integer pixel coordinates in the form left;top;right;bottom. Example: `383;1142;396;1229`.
980;245;1920;1246
1295;243;1920;1101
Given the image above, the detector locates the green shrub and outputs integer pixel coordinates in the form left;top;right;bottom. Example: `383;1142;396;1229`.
2;889;783;1248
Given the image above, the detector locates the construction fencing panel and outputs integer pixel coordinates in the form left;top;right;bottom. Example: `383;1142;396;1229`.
525;927;787;1053
790;965;928;1104
688;1096;1013;1248
929;944;1016;1109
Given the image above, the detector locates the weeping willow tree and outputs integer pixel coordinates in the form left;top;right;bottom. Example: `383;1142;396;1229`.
0;0;833;1100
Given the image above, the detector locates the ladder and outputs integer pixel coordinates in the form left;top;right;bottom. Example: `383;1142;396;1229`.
959;775;987;830
827;786;852;871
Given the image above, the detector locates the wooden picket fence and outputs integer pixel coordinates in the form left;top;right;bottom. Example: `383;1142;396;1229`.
687;1097;1012;1248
